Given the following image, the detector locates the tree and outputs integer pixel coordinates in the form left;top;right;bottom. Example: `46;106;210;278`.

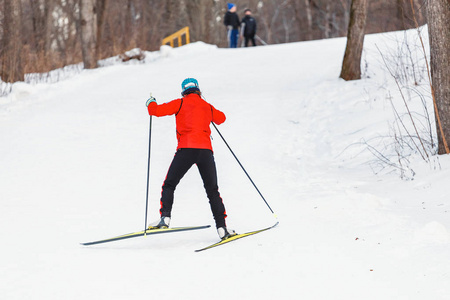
303;0;313;40
185;0;211;44
96;0;108;61
0;0;431;85
426;0;450;154
1;0;24;82
339;0;368;81
79;0;97;69
25;0;55;71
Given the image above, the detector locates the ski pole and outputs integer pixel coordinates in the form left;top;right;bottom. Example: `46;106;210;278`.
255;35;268;46
212;123;277;219
144;115;153;234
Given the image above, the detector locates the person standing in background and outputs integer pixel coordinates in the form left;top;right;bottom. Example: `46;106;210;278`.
241;9;257;47
224;3;240;48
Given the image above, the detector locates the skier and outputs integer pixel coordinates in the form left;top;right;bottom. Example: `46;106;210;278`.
241;9;257;47
145;78;236;240
223;3;240;48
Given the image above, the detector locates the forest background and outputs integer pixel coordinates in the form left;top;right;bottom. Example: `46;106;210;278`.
0;0;427;81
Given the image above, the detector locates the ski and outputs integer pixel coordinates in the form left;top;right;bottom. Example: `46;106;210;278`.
81;225;211;246
195;222;279;252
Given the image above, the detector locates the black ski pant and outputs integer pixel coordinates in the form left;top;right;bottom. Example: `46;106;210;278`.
160;148;227;228
244;35;256;47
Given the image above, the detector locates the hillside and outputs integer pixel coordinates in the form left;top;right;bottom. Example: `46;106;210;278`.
1;29;449;299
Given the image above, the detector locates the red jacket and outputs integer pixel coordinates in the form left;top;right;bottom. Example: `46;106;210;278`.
147;93;226;150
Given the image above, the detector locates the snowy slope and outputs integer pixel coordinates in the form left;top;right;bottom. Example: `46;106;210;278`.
1;29;450;300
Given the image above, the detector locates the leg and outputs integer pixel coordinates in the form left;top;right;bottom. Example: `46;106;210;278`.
244;36;249;47
196;150;227;228
160;149;195;217
230;29;239;48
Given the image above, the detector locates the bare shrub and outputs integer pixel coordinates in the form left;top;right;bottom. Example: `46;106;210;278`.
364;26;438;179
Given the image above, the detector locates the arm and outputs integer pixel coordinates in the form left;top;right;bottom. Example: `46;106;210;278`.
240;22;245;36
147;99;182;117
211;105;226;125
224;12;230;26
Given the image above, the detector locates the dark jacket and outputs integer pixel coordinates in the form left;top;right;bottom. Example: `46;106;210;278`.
241;15;257;37
224;11;240;30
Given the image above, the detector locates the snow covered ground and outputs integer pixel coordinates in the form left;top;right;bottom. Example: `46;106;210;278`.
1;28;450;299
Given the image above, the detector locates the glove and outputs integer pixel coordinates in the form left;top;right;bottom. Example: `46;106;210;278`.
146;95;156;107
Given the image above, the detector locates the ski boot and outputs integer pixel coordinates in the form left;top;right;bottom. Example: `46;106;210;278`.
148;216;171;230
217;227;237;240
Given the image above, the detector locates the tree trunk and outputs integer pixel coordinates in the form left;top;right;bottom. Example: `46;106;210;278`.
96;0;108;61
79;0;97;69
323;2;331;38
186;0;209;43
304;0;313;40
1;0;24;82
44;0;55;54
426;0;450;154
339;0;350;31
44;0;55;69
339;0;368;81
125;0;137;49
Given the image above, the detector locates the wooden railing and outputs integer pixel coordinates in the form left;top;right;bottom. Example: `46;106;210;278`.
161;27;190;47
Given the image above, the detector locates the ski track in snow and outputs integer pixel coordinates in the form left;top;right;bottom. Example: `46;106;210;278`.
1;30;450;299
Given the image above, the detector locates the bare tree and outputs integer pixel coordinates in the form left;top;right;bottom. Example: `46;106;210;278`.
257;0;290;44
185;0;214;44
44;0;55;56
339;0;368;81
96;0;108;60
79;0;97;69
426;0;450;154
323;1;331;38
31;0;55;70
304;0;313;40
1;0;24;82
0;0;432;86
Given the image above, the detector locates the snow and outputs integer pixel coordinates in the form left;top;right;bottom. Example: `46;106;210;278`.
1;28;450;299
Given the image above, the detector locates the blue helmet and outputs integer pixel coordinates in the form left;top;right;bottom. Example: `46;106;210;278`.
181;78;200;96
